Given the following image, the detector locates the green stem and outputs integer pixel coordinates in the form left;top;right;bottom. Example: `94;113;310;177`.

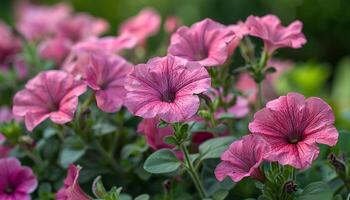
291;167;296;181
180;143;207;199
95;142;119;172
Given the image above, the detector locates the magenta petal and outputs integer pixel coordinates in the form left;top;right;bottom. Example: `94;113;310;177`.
0;158;37;198
55;164;90;200
13;70;87;131
125;55;211;122
245;14;307;53
119;7;160;45
215;135;269;182
85;54;133;113
249;92;338;169
168;18;235;67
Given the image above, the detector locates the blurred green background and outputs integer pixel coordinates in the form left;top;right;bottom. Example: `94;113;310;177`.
1;0;350;129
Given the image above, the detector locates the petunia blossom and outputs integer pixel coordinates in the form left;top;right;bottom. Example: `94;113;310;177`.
215;134;270;182
38;36;72;65
124;55;211;123
85;54;133;112
13;70;87;131
249;92;338;169
16;2;71;41
227;21;249;56
56;164;90;200
119;7;161;46
168;18;235;67
62;35;135;78
164;16;182;34
0;21;21;70
137;118;174;150
245;15;306;54
56;13;109;42
0;157;38;200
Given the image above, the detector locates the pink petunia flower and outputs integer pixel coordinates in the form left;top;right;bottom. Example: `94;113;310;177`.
137;118;174;150
164;16;182;34
56;164;90;200
13;70;87;131
56;13;109;42
245;15;306;54
38;36;72;65
215;134;270;182
0;157;38;199
249;92;338;169
0;21;21;70
124;55;211;123
227;21;249;56
16;2;71;41
119;8;161;46
168;18;235;67
62;36;135;78
85;54;133;113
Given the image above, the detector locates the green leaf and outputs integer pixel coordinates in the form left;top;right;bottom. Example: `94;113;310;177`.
134;194;150;200
164;135;178;146
199;136;235;160
58;135;86;168
296;182;333;200
143;149;181;174
157;120;168;128
264;67;277;74
335;130;350;154
92;176;107;198
212;190;229;200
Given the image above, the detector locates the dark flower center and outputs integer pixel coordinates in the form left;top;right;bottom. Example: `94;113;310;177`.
4;185;14;194
194;50;208;61
287;132;303;144
161;90;176;103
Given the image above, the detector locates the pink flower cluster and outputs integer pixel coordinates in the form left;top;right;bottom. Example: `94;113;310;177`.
215;92;338;182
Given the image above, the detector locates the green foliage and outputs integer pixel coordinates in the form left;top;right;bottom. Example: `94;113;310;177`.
143;149;181;174
199;136;236;160
295;182;333;200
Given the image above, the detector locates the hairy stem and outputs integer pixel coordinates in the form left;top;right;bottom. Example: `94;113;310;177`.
180;143;207;199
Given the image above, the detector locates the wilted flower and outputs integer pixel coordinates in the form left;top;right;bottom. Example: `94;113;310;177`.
56;13;109;42
215;134;270;182
0;157;38;199
16;2;71;41
125;55;211;123
38;36;72;65
164;16;182;34
13;70;87;131
249;92;338;169
168;18;235;67
0;21;21;70
56;164;90;200
119;8;161;46
245;15;306;54
85;54;133;112
137;118;174;150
